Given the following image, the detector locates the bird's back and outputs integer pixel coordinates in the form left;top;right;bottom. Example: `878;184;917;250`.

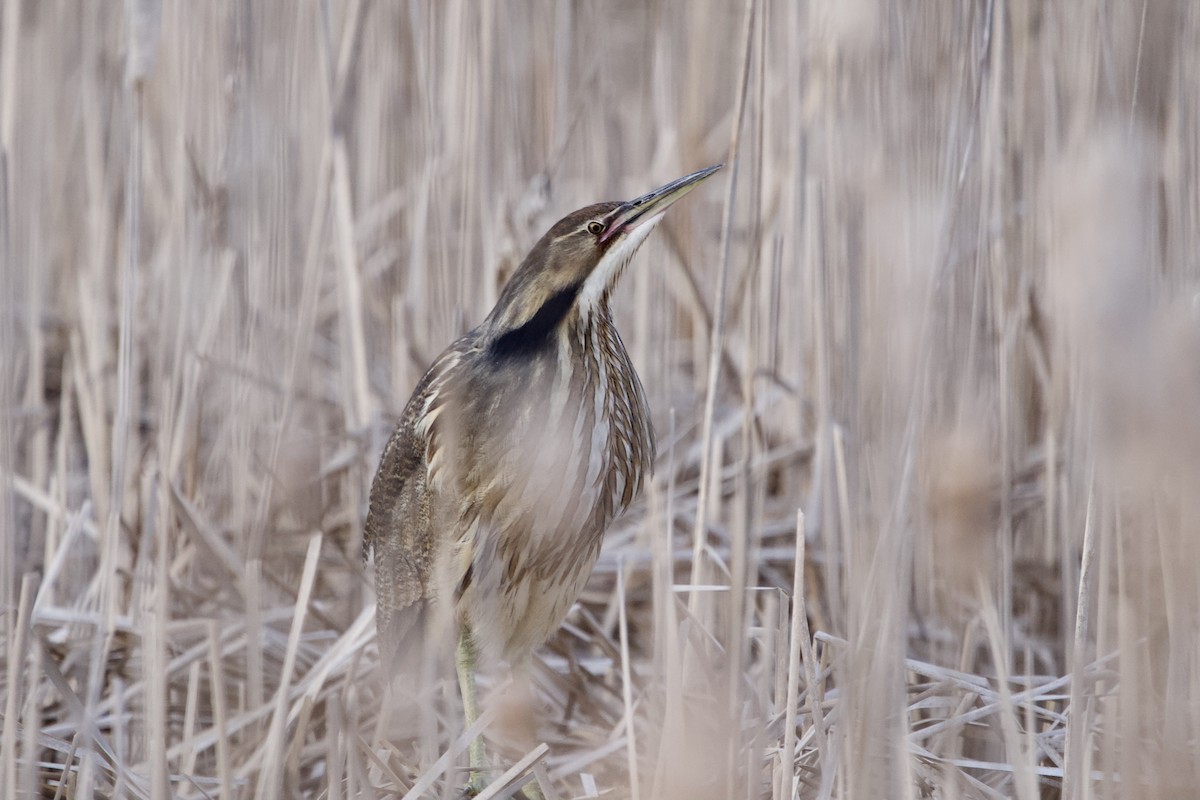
365;338;470;665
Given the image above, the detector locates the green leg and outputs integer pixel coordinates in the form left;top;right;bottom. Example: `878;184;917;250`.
456;626;488;794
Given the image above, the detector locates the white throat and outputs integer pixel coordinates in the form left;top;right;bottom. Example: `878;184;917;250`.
577;213;664;319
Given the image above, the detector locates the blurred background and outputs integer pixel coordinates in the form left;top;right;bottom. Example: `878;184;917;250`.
3;1;1200;798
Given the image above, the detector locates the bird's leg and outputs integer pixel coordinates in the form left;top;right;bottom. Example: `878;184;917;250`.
456;626;488;794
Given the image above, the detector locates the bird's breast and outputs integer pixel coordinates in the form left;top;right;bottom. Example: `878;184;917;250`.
475;324;652;545
437;320;654;661
453;319;650;486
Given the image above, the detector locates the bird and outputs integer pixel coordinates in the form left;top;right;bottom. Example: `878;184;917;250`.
364;164;721;796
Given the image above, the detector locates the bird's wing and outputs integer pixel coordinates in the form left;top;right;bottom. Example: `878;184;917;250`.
365;343;468;661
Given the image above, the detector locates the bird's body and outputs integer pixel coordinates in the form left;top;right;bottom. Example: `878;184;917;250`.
364;166;719;794
366;271;653;665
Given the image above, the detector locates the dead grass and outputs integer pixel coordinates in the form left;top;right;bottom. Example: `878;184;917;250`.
3;1;1200;798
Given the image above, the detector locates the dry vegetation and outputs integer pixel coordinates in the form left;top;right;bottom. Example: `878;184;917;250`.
3;1;1200;798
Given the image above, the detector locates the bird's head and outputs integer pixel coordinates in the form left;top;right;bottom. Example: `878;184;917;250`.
484;165;721;356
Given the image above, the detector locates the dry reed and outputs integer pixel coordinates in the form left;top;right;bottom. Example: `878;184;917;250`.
3;2;1199;798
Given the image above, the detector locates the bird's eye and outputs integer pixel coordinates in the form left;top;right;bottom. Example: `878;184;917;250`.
586;221;604;236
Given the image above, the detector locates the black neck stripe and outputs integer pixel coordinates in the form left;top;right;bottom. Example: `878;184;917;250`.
489;282;582;359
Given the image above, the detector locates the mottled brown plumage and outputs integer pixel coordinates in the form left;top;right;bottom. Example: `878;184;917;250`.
364;167;719;793
365;166;720;671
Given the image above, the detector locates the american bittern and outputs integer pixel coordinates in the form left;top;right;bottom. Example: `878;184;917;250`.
365;165;720;795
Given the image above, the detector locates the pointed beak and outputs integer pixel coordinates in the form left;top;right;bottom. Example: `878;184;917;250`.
599;164;723;244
